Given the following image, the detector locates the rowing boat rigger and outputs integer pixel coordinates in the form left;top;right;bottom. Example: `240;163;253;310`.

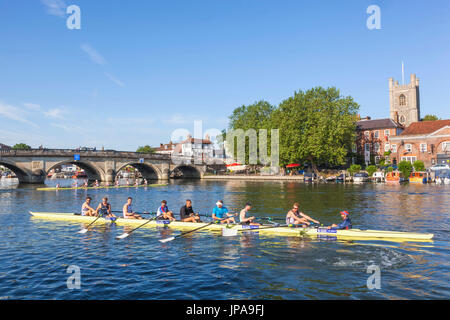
28;212;434;241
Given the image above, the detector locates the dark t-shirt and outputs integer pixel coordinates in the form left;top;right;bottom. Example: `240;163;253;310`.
180;205;194;219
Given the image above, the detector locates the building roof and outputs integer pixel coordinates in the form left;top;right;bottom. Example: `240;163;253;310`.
399;119;450;136
356;118;403;130
180;138;212;145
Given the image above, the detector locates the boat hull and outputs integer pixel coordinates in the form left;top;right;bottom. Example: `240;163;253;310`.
28;212;434;241
36;183;168;191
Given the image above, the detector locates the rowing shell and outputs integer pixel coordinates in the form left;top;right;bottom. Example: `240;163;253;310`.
28;212;434;241
36;183;168;191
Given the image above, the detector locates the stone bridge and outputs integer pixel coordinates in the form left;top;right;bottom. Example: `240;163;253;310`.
0;149;211;184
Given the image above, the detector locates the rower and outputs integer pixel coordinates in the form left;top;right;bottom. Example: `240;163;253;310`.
327;211;352;230
143;179;148;186
81;196;96;216
239;203;260;225
123;197;142;219
212;200;235;224
115;180;119;186
286;202;319;226
95;197;116;218
156;200;176;221
134;180;139;187
94;180;99;187
180;199;201;222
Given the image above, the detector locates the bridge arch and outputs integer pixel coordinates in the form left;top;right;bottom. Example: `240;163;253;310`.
46;160;104;182
115;162;162;181
170;165;203;179
0;159;32;183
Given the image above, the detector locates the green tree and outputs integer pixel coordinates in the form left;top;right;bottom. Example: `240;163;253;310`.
413;160;425;172
136;145;154;154
12;143;31;150
398;161;413;180
387;166;394;172
422;114;439;121
269;87;359;173
366;165;377;177
348;164;361;176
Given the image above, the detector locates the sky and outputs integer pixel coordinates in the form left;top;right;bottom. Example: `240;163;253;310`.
1;0;449;151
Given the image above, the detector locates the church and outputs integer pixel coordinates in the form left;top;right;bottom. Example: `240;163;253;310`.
356;73;450;168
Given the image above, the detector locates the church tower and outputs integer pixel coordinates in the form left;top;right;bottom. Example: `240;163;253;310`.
389;73;420;127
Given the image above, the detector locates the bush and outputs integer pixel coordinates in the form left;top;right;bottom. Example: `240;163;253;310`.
366;165;377;177
413;160;425;172
348;164;361;176
398;161;413;179
388;167;394;172
12;143;31;150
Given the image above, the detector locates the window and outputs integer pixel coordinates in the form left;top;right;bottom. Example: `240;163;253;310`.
384;129;390;137
374;143;380;153
401;156;417;164
374;131;379;139
384;144;390;152
420;143;427;152
399;94;406;106
443;141;450;151
400;115;406;124
364;131;370;138
365;143;370;152
405;144;412;152
391;144;397;153
375;156;380;164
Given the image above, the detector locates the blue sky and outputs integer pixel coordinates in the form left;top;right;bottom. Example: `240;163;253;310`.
1;0;449;151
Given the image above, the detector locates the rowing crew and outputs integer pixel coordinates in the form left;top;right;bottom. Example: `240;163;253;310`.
81;197;352;230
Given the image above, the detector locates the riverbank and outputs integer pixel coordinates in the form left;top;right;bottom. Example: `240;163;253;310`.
202;175;305;181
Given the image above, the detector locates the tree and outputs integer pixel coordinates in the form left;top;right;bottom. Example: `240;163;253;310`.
366;165;377;177
413;160;425;172
269;87;359;173
12;143;31;150
136;145;154;154
422;114;439;121
348;164;361;176
387;166;394;172
398;161;413;179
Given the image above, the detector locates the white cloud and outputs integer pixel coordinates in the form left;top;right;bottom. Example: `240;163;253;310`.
104;72;125;87
23;103;41;111
0;102;38;127
41;0;67;18
164;114;190;124
44;108;65;119
81;44;107;65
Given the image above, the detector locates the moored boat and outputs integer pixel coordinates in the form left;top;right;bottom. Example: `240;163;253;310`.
385;171;403;183
28;211;434;241
409;171;431;184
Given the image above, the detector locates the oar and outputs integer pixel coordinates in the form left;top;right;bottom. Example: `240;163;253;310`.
222;223;299;237
159;215;233;243
116;216;158;239
78;215;103;234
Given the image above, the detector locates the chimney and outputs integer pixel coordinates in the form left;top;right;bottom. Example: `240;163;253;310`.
160;143;163;148
205;134;210;141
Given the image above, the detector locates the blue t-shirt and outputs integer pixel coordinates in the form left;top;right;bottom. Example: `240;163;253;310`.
212;206;228;219
332;217;352;230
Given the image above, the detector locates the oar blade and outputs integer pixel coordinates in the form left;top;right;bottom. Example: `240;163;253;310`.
159;236;175;243
116;233;130;239
222;227;238;237
78;228;88;234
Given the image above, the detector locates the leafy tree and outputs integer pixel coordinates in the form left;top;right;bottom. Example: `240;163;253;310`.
269;87;359;173
387;167;394;172
398;161;413;179
136;145;154;154
366;165;377;177
348;164;361;176
422;114;439;121
12;143;31;150
413;160;425;172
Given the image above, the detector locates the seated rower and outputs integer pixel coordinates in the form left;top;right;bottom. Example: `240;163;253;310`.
95;197;116;218
94;180;99;187
212;200;235;224
81;196;96;216
157;200;176;221
180;199;201;222
123;197;142;219
239;203;260;225
327;211;352;230
143;179;148;186
286;202;319;226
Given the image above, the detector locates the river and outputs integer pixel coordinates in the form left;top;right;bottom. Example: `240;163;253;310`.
0;178;448;299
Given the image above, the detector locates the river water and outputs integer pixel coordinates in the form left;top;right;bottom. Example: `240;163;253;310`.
0;178;448;299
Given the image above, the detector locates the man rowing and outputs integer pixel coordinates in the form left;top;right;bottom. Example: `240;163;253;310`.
95;197;116;218
81;196;96;216
212;200;235;224
180;199;201;222
327;211;352;230
239;203;260;225
286;202;319;226
156;200;176;221
123;197;143;219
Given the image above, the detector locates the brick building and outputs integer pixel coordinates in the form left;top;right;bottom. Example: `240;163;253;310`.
389;120;450;167
355;117;404;165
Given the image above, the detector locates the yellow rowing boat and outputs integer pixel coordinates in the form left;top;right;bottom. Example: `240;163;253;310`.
28;212;434;242
36;183;168;191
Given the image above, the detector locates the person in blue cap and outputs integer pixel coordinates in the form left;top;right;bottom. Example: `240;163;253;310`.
327;211;352;230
